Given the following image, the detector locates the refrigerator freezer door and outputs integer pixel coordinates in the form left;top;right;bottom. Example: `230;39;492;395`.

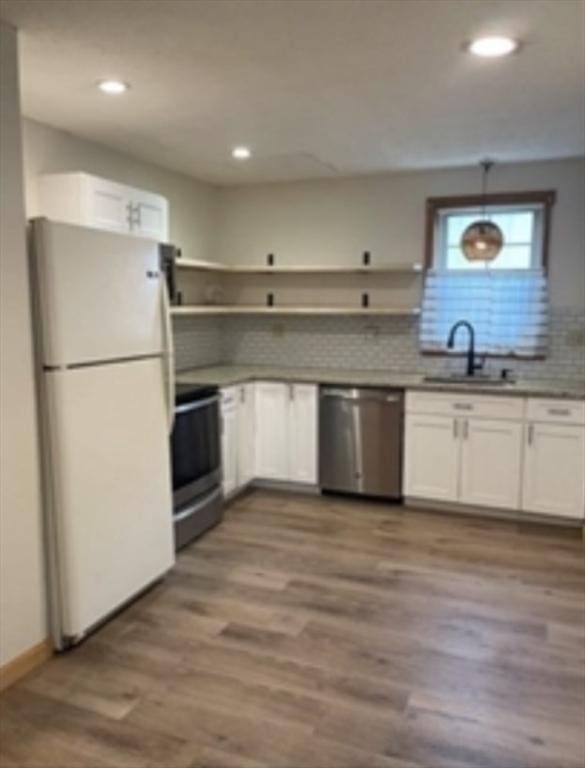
31;218;163;367
44;357;174;643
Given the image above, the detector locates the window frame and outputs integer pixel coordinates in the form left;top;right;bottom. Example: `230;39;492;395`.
421;190;556;361
424;190;556;273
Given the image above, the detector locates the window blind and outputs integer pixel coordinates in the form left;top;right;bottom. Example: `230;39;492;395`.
420;269;549;357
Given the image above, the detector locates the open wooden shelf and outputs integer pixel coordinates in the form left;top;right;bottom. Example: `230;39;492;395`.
171;305;421;317
227;263;423;274
174;258;231;272
176;259;423;274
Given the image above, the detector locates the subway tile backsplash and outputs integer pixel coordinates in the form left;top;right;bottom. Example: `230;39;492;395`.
172;315;223;370
174;308;585;383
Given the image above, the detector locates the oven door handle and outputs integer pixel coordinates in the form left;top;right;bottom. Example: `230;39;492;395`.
174;487;222;523
175;394;220;414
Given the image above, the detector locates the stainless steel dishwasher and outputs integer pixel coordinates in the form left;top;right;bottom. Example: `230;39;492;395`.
319;387;403;498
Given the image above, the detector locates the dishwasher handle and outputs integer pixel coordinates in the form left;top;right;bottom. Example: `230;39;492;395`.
320;387;402;403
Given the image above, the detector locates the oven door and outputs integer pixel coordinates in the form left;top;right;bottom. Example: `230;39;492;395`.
171;394;221;509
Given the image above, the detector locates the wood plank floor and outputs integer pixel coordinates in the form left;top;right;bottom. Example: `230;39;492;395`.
1;489;584;768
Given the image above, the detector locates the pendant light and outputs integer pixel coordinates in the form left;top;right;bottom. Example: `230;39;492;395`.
460;160;503;262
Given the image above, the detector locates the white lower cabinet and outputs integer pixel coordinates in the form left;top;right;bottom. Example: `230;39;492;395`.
288;384;318;484
255;382;317;484
220;388;238;497
405;391;585;521
459;418;523;510
522;422;585;519
237;383;256;488
404;414;522;509
220;381;317;496
403;414;460;502
221;384;256;497
222;384;585;520
254;382;290;480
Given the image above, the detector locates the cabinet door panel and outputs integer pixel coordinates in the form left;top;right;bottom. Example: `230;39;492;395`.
404;414;459;501
523;424;585;519
221;404;238;497
289;384;317;484
37;173;171;241
237;384;255;487
85;177;131;234
131;189;169;242
459;419;523;510
255;383;289;480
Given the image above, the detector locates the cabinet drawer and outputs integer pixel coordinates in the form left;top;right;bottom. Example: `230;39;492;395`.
526;398;585;425
406;390;524;421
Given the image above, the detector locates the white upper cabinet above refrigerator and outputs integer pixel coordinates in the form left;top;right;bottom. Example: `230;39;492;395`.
37;172;169;243
30;218;164;366
130;191;170;241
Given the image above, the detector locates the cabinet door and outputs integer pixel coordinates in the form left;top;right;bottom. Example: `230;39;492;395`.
130;189;169;242
84;176;131;234
289;384;317;484
459;418;523;510
220;390;238;497
523;423;585;519
254;382;289;480
404;414;460;501
237;383;255;488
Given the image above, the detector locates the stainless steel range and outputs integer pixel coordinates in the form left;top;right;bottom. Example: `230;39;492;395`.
171;383;223;549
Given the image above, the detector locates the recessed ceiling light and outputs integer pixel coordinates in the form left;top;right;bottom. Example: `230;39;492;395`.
97;79;129;95
468;36;518;58
232;146;251;160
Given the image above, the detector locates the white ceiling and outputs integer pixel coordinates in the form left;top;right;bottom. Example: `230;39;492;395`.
2;0;584;185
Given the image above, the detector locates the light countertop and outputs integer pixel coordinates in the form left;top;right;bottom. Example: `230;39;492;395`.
176;365;585;400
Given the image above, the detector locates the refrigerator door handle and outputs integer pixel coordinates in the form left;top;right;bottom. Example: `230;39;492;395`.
161;277;175;433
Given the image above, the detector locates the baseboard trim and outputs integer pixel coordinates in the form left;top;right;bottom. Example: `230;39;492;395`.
252;479;320;495
0;639;53;693
405;497;583;528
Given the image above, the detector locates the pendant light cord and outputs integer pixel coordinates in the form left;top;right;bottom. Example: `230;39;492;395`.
481;159;493;219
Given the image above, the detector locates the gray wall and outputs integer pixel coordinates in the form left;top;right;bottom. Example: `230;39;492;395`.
0;23;47;666
175;157;585;377
217;158;585;310
22;120;584;314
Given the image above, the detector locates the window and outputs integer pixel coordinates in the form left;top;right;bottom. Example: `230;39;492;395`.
421;191;555;358
438;206;542;271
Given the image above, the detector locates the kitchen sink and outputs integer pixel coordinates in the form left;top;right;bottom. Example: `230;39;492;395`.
423;374;508;386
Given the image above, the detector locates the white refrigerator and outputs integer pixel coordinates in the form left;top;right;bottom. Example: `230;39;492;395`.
30;218;176;649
